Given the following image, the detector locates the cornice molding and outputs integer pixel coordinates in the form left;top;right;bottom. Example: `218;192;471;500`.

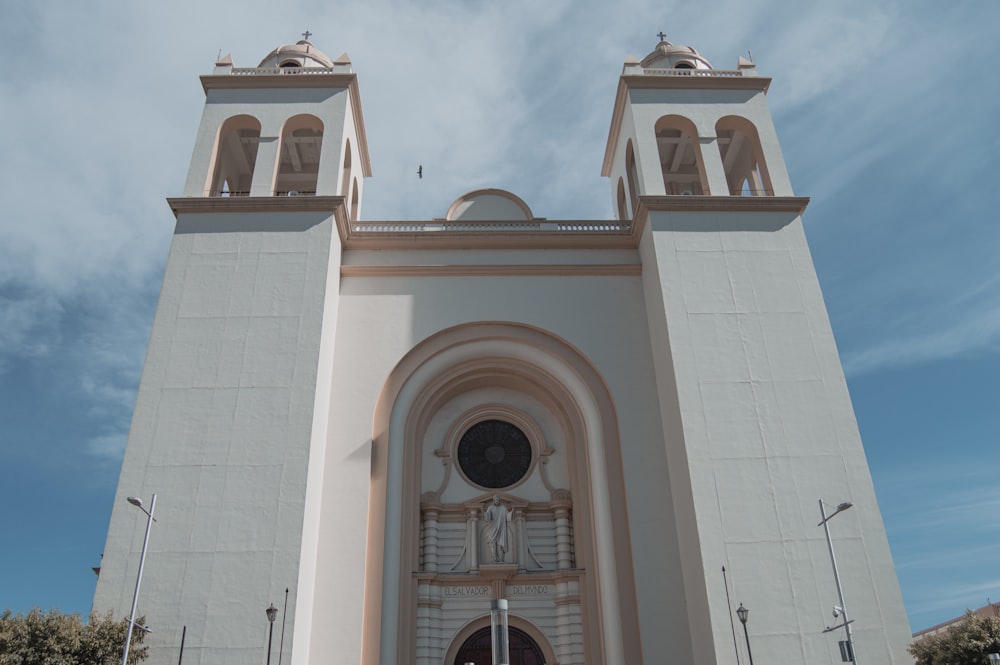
412;570;585;584
623;73;771;92
166;195;347;217
337;221;640;251
636;195;809;215
200;72;356;91
340;264;641;278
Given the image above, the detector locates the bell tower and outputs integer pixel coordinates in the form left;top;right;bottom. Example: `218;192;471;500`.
604;38;792;218
92;37;370;665
183;37;371;209
601;38;912;664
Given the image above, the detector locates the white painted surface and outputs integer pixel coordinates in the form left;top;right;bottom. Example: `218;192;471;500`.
95;38;912;665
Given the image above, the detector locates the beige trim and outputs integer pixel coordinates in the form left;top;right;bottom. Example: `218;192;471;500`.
201;72;357;91
340;264;642;277
636;194;809;214
602;78;629;176
414;569;584;585
345;76;374;177
625;73;771;92
421;498;573;523
336;222;639;251
166;195;348;216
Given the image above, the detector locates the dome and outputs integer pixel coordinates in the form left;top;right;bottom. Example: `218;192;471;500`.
640;39;713;70
258;39;334;69
445;189;534;221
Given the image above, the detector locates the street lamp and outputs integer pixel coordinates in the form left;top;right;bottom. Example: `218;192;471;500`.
819;499;857;663
265;604;278;665
490;599;510;665
121;494;156;665
736;603;754;665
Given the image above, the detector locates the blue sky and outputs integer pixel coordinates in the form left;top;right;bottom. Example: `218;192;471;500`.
0;0;997;634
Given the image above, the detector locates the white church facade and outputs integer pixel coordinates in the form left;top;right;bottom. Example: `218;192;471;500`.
93;36;913;665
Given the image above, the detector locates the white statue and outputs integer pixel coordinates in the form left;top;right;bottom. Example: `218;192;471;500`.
482;495;513;563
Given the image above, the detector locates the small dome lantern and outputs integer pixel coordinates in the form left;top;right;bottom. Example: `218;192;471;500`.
640;38;713;70
258;37;335;69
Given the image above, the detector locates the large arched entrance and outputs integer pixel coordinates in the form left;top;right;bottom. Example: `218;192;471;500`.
364;322;643;665
453;626;545;665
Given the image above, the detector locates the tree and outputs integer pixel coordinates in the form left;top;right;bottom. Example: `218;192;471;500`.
0;609;148;665
910;610;1000;665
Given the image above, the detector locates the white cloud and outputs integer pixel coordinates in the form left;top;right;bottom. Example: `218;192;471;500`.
1;0;998;627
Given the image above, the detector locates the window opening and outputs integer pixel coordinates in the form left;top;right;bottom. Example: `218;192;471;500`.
625;140;639;212
655;116;707;195
208;116;261;197
453;626;545;665
716;117;773;196
457;420;532;489
274;115;324;196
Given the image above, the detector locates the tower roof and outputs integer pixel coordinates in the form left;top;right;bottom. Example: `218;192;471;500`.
639;39;713;70
258;39;335;68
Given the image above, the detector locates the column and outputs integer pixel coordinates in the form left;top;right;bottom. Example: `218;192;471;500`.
552;495;573;570
422;507;440;572
466;508;480;573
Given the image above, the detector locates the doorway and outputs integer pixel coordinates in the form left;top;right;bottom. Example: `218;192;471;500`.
453;626;546;665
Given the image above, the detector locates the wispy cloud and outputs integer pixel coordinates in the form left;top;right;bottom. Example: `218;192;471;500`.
842;299;1000;377
0;0;996;629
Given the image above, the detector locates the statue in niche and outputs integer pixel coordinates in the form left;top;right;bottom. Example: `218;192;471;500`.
482;494;513;563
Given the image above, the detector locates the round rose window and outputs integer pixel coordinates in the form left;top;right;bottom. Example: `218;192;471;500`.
457;419;532;489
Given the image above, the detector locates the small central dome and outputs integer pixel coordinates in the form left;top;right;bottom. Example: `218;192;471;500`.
445;189;535;221
258;39;334;69
640;39;713;70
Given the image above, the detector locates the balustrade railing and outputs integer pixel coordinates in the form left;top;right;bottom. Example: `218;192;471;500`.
350;220;632;234
231;67;336;76
643;68;743;78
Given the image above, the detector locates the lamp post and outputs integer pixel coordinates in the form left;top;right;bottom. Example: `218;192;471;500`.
819;499;857;663
490;599;510;665
121;494;156;665
736;603;754;665
265;604;278;665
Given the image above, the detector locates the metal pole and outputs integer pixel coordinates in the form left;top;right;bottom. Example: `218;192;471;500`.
490;599;509;665
277;588;289;665
266;620;275;665
722;567;741;665
121;494;156;665
741;617;754;665
820;499;857;663
265;604;278;665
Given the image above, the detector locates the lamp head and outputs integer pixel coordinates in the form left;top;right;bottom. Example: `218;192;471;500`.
266;604;278;623
837;502;853;512
127;497;143;508
736;603;748;624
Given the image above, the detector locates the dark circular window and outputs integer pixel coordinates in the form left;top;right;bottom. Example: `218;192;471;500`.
457;420;532;489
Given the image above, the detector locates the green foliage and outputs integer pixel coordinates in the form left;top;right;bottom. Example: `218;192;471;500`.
0;609;148;665
910;610;1000;665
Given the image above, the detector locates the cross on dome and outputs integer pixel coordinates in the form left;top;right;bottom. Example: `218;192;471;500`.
657;31;667;42
302;30;312;41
